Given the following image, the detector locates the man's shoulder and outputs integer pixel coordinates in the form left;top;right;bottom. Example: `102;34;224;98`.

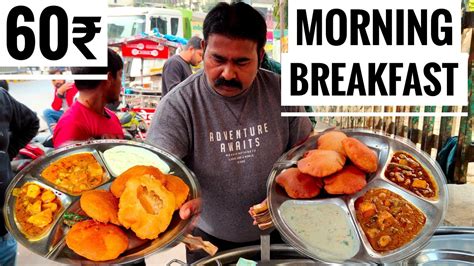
164;71;204;99
258;68;280;81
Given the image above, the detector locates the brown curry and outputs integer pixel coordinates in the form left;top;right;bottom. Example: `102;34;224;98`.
384;151;437;199
14;183;62;239
355;188;426;252
41;153;104;194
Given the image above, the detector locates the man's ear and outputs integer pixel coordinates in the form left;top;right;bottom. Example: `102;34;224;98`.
105;72;113;87
201;40;206;53
259;49;265;62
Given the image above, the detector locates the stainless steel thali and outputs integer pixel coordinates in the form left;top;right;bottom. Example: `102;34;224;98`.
267;129;448;264
3;139;200;265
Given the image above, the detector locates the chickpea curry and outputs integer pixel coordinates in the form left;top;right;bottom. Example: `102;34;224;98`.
14;183;62;239
41;153;104;194
355;188;426;252
384;151;437;199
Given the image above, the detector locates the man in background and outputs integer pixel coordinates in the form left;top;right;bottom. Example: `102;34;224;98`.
0;85;39;265
43;69;78;133
53;49;124;148
161;36;203;96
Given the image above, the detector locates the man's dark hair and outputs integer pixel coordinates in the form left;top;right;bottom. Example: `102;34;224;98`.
185;36;202;50
203;2;267;53
0;80;9;92
72;48;123;90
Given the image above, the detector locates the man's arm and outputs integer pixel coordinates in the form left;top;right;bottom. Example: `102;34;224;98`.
8;94;40;159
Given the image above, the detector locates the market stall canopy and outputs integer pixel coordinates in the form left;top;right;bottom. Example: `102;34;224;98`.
109;36;179;59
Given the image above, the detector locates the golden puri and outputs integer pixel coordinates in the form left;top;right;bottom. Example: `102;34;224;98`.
66;220;128;261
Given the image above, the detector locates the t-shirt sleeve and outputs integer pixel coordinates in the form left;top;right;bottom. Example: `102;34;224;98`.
163;60;185;92
146;97;190;159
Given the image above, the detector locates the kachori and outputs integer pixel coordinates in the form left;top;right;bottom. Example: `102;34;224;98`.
297;150;346;178
317;131;348;155
80;190;119;225
41;153;104;194
111;165;189;210
342;137;378;173
65;220;128;261
118;174;176;240
276;168;323;199
324;165;367;195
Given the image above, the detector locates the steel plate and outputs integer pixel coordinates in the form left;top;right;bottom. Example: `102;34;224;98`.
267;129;448;264
3;139;200;265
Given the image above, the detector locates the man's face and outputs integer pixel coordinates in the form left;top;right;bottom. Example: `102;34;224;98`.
51;71;65;88
190;48;203;66
204;34;260;97
105;70;122;103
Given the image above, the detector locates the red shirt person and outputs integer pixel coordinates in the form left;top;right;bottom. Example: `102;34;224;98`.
53;49;124;148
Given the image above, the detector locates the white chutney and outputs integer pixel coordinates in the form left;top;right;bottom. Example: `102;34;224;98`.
279;201;359;262
103;145;170;176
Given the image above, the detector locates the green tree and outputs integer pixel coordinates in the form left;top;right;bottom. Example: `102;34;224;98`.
273;0;288;29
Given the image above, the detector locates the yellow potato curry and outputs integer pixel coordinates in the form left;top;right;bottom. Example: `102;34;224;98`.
41;153;104;194
14;183;62;239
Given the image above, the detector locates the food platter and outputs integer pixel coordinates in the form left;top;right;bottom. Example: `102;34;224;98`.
267;129;448;264
3;140;200;264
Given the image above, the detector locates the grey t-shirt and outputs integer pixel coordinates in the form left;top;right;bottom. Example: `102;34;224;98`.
148;69;312;242
161;54;192;97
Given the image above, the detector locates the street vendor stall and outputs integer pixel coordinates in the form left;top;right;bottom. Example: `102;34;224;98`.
109;35;179;127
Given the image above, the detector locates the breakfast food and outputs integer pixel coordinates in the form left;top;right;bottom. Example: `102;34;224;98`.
41;153;104;194
276;168;323;199
317;131;348;155
355;188;426;252
103;145;170;176
111;165;189;210
80;190;119;225
385;151;438;199
14;183;62;239
118;174;176;240
342;137;378;173
65;220;128;261
297;149;346;178
324;165;367;195
280;201;360;262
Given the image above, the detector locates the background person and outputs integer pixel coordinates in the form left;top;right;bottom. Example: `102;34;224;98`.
43;69;78;133
161;36;203;96
147;2;312;263
53;49;125;148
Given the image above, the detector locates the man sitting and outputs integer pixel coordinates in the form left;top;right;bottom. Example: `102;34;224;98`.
53;49;125;148
43;68;78;133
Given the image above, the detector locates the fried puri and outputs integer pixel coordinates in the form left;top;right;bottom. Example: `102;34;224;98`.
118;174;176;240
111;165;189;210
317;131;348;156
324;165;367;195
342;137;378;173
276;168;323;199
66;220;128;261
80;190;119;225
297;149;346;178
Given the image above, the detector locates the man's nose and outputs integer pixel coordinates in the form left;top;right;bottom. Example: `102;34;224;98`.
221;64;237;80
